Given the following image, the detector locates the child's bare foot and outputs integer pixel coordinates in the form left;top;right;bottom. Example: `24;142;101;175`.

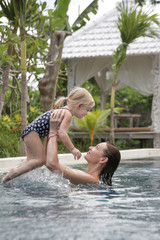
2;168;17;183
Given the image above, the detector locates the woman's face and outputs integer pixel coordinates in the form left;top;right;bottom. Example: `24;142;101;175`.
84;142;107;163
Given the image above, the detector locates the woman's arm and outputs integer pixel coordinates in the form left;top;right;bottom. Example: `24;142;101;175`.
46;112;99;184
46;135;99;184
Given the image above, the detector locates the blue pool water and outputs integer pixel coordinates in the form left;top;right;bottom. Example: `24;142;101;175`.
0;158;160;240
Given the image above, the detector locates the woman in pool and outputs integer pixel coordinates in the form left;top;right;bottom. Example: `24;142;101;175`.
46;110;121;186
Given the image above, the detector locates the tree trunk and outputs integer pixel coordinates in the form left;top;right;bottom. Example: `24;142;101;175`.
0;59;12;117
0;28;17;117
39;31;71;111
110;85;115;144
20;36;27;156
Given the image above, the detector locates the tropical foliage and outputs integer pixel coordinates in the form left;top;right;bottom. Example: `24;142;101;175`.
0;84;153;157
73;109;109;146
110;0;160;144
0;0;159;157
113;1;160;81
136;0;160;5
74;108;122;146
0;0;100;154
71;0;98;31
0;0;100;114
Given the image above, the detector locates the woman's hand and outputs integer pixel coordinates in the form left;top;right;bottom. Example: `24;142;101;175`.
50;110;64;134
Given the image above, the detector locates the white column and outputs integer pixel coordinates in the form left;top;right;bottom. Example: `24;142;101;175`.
151;54;160;148
67;59;79;94
101;92;107;110
67;60;75;94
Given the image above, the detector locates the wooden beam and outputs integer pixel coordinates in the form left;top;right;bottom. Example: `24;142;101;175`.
69;129;154;140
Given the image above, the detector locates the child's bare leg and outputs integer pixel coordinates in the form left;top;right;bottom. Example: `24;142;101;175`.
2;132;46;183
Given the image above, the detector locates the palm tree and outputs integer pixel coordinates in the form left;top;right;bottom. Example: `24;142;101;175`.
0;0;45;155
74;107;122;146
0;0;34;154
10;0;28;155
74;109;110;146
110;0;160;144
0;0;46;118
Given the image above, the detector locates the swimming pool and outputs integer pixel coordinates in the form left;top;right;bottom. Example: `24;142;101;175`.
0;158;160;240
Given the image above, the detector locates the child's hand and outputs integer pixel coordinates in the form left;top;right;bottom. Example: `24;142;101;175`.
71;148;82;160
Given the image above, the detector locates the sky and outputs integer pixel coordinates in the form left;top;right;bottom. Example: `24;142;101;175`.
41;0;122;25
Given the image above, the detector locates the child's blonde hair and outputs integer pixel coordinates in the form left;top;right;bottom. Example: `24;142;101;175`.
54;87;95;109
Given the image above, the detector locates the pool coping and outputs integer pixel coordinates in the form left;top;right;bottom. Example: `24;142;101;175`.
0;148;160;173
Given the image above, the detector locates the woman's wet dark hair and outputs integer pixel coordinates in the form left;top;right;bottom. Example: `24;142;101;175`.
100;142;121;186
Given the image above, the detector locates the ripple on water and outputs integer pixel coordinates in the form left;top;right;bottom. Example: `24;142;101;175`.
0;160;160;240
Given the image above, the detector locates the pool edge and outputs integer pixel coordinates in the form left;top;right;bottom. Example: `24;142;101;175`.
0;148;160;172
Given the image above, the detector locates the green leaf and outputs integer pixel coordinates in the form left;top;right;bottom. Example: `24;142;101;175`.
71;0;98;31
42;1;47;11
48;0;70;31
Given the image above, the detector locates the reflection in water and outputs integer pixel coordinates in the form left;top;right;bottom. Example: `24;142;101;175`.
85;186;119;202
0;159;160;240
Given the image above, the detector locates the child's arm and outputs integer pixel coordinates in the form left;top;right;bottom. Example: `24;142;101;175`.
57;109;81;160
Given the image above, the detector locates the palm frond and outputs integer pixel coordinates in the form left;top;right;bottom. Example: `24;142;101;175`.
117;1;160;45
74;109;109;145
71;0;98;31
0;0;17;24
